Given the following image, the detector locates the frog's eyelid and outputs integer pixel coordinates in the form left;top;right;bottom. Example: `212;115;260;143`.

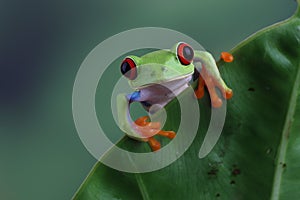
125;55;141;65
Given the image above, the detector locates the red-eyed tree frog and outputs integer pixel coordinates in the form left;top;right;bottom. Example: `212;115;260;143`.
117;42;233;151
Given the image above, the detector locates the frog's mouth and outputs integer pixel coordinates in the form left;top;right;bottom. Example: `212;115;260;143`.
133;73;193;91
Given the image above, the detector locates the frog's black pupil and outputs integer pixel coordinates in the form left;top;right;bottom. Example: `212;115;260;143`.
183;46;194;61
121;62;131;77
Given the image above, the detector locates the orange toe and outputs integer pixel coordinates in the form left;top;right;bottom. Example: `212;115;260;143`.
158;131;176;139
221;52;234;63
135;116;149;126
166;131;176;139
135;116;161;129
148;137;161;151
225;89;233;99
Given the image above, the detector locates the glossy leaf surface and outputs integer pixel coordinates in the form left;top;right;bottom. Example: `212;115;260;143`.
74;5;300;200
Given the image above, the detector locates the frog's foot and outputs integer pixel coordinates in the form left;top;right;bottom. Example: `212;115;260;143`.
213;80;233;100
197;67;233;108
134;116;176;151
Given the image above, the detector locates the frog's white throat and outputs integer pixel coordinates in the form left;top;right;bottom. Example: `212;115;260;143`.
138;75;193;110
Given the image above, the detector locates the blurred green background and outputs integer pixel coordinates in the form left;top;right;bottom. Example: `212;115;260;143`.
0;0;297;199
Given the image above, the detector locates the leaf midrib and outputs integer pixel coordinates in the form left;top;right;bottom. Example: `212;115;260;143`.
270;36;300;200
135;173;151;200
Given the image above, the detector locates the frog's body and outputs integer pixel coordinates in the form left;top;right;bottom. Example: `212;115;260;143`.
117;42;233;151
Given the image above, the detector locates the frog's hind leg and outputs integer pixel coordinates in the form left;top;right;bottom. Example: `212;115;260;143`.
194;68;225;105
195;67;223;107
203;73;223;108
194;76;205;99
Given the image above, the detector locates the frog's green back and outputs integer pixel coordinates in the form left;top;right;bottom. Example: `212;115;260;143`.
128;49;194;89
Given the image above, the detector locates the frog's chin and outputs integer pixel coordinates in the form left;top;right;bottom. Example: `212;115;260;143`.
132;73;193;90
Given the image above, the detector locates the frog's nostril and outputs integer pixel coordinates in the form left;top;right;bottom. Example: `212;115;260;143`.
161;66;168;72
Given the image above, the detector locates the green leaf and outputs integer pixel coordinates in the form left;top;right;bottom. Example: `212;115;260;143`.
73;5;300;200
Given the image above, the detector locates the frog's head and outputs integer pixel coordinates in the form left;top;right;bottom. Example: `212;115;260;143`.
120;42;195;89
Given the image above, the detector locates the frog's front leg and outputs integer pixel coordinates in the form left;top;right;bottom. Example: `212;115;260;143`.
117;92;175;151
193;51;233;108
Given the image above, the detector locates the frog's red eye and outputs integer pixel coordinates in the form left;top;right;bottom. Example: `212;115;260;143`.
177;42;194;65
121;58;137;80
